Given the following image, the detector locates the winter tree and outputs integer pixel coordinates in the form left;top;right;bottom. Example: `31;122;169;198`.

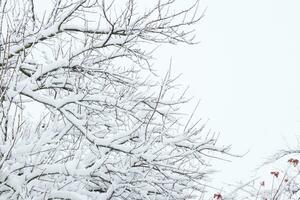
0;0;230;199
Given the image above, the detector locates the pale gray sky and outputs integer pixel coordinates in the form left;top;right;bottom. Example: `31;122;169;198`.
32;0;300;190
156;0;300;187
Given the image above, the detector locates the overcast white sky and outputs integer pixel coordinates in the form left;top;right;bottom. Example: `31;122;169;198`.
31;0;300;191
156;0;300;188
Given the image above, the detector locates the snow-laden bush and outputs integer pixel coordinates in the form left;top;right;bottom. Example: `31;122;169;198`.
0;0;230;199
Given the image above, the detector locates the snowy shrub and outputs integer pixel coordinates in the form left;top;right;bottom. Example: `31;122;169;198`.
0;0;230;199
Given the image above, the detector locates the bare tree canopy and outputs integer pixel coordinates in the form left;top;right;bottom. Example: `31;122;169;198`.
0;0;230;199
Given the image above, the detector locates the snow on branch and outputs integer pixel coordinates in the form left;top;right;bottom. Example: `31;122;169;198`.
0;0;229;199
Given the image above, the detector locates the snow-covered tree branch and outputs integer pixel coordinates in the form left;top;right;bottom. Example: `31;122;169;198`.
0;0;230;199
